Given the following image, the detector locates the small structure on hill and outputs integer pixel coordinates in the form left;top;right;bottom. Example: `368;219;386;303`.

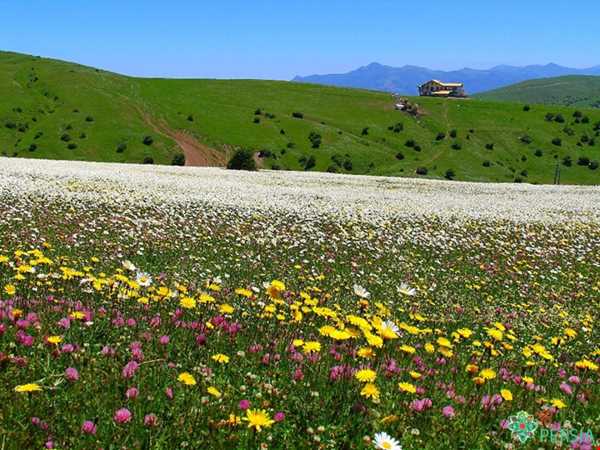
418;80;466;97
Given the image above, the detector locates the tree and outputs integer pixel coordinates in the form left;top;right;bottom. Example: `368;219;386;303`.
444;169;455;180
227;149;257;171
143;136;154;146
171;153;186;166
143;156;154;164
416;167;428;175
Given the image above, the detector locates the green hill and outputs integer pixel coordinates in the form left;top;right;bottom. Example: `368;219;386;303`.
2;50;600;184
476;75;600;108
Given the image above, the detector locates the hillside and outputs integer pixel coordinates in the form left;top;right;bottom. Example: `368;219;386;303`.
2;51;600;184
293;62;600;95
476;75;600;108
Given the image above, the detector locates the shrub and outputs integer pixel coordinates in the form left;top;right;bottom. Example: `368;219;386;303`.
326;164;339;173
582;116;590;124
534;149;543;157
304;155;316;170
342;159;352;171
414;145;422;152
573;110;583;119
436;132;446;141
85;115;94;122
60;133;71;142
79;132;86;139
227;149;257;171
552;138;562;146
143;156;154;164
28;144;37;152
589;160;599;170
254;108;262;115
554;114;565;123
308;131;322;149
361;127;369;136
444;169;455;180
514;177;523;183
292;112;304;119
563;127;575;136
253;117;260;124
5;121;16;130
395;152;404;160
482;160;491;167
67;143;77;150
187;115;194;122
405;139;416;148
451;143;462;150
171;153;186;166
523;105;531;111
388;122;403;133
545;113;555;122
577;156;590;166
485;143;494;150
142;136;154;146
34;131;43;139
562;155;572;167
520;135;533;144
449;129;457;138
521;155;527;162
415;167;428;175
116;143;127;153
280;129;285;135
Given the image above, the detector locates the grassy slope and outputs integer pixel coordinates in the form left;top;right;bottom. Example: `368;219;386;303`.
2;51;600;184
476;75;600;108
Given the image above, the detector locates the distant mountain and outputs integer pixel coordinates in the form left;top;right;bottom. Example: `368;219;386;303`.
476;75;600;108
293;63;600;95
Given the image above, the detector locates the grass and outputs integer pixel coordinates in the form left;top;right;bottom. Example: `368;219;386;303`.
2;50;600;184
476;75;600;108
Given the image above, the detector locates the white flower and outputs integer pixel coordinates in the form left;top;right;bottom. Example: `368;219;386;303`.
353;284;370;299
135;272;152;287
373;431;402;450
397;283;416;297
122;260;136;272
382;320;400;335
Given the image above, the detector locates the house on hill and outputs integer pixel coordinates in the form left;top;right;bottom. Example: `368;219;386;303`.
418;80;466;97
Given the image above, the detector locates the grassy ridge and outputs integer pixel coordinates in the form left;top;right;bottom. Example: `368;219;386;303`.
2;51;600;184
476;75;600;108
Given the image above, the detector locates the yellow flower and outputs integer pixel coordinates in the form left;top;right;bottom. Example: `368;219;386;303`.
267;280;285;299
355;369;376;383
235;288;253;298
575;359;598;371
14;383;42;393
409;371;422;380
424;343;435;353
522;376;534;385
292;339;304;347
357;347;375;358
398;382;417;394
479;368;496;380
457;328;473;339
400;344;416;354
4;284;16;296
180;296;196;309
212;353;230;364
69;311;85;320
207;386;222;398
302;341;321;354
437;337;452;348
47;336;62;345
219;304;234;314
550;398;566;409
243;409;274;432
177;372;197;386
487;328;503;341
501;389;513;401
360;383;380;400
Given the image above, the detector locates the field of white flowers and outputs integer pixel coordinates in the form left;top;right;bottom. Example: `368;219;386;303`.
0;157;598;450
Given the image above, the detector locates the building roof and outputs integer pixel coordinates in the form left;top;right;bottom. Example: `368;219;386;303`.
430;79;463;87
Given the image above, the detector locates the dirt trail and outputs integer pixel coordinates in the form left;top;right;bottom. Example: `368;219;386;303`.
139;110;226;167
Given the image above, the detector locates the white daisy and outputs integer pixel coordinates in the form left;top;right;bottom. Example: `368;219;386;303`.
353;284;370;299
135;272;152;287
397;283;416;297
382;320;400;335
373;431;402;450
122;260;136;272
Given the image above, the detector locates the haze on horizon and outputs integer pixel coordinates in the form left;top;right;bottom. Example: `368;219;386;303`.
2;0;599;80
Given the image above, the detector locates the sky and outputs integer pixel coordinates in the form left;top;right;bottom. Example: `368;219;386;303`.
2;0;599;80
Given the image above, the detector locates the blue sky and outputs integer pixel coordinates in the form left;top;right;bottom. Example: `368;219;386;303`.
2;0;599;79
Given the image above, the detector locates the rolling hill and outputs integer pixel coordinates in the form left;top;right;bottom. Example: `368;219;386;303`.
2;50;600;185
476;75;600;108
293;62;600;95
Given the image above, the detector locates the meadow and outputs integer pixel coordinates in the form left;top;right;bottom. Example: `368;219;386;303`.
3;51;600;184
0;157;598;449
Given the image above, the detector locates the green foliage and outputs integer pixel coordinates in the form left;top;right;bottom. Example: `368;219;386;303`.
227;149;256;171
171;153;186;166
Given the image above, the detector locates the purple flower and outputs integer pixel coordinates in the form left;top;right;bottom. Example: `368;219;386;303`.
442;405;455;418
238;399;250;410
159;335;170;345
121;360;140;379
65;367;79;382
165;386;174;399
144;414;158;427
125;387;139;399
560;382;573;395
274;411;285;422
113;408;132;424
81;420;97;435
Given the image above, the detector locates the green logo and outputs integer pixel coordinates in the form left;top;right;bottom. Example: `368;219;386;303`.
507;411;539;443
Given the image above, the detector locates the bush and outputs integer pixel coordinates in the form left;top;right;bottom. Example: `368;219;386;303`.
67;143;77;150
514;177;523;183
5;121;16;129
143;156;154;164
326;164;339;173
304;155;316;170
520;135;533;144
395;152;404;160
552;138;562;146
449;129;457;138
436;132;446;141
85;115;94;122
116;143;127;153
589;160;599;170
415;167;428;175
444;169;455;180
308;131;322;149
60;133;71;142
142;136;154;146
577;156;590;166
34;131;43;139
388;122;403;133
187;115;194;122
254;109;262;115
573;110;583;119
554;114;565;123
414;145;422;152
292;112;304;119
562;156;572;167
523;105;531;112
171;153;186;166
482;160;491;167
79;132;86;139
28;144;37;152
534;149;543;157
405;139;416;148
451;143;462;150
227;149;257;171
342;159;352;171
485;143;494;150
253;117;260;124
545;113;555;122
361;127;369;136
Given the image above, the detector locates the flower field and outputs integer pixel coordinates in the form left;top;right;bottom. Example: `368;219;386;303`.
0;157;599;449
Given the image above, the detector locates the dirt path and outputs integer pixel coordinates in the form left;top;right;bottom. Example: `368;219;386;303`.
138;109;226;167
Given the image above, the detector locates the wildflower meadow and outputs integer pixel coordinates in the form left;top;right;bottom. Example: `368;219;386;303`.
0;158;598;449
